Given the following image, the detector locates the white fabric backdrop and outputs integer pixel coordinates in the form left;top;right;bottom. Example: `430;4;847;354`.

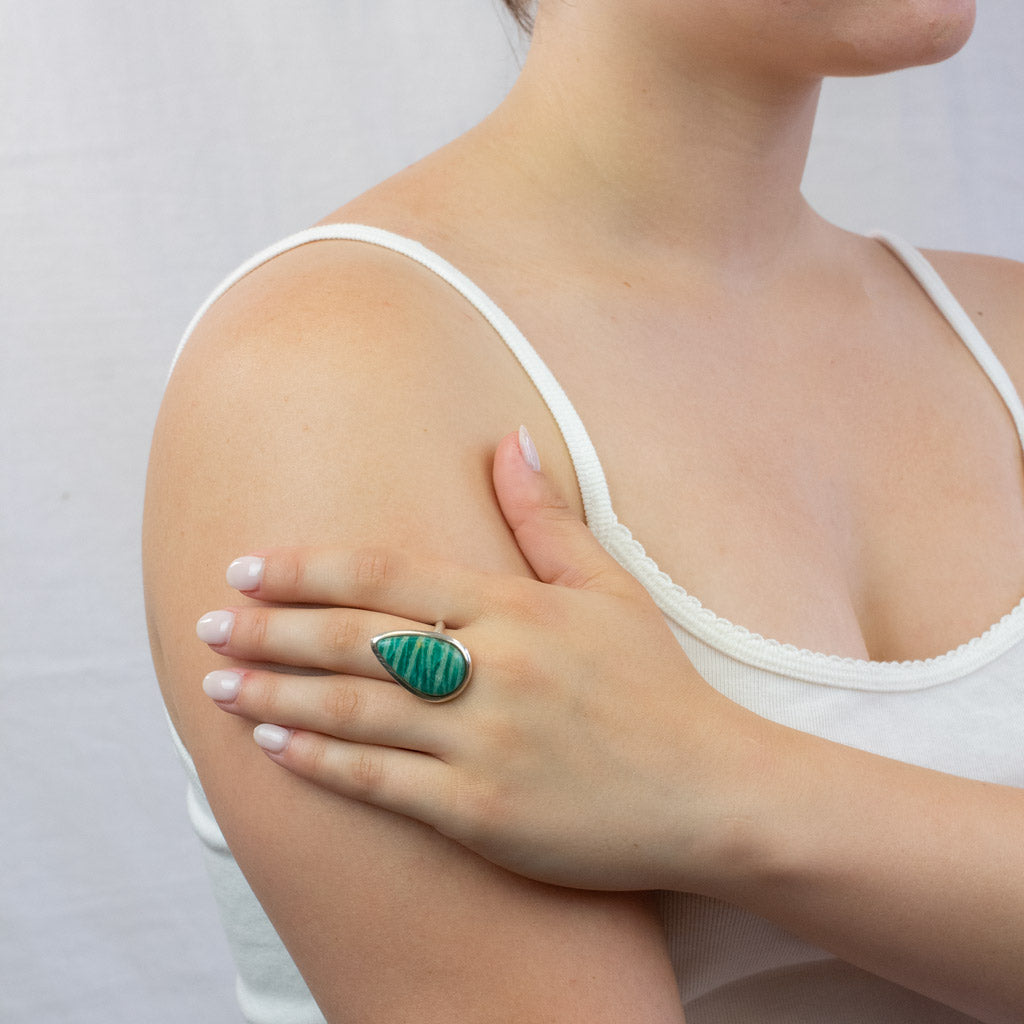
1;2;1020;1021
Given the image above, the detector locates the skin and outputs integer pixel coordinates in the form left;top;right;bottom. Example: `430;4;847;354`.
144;0;1024;1019
201;431;1024;1021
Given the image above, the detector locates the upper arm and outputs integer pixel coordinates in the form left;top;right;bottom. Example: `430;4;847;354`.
143;242;684;1023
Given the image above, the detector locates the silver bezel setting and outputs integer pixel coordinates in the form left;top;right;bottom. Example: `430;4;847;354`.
370;628;473;703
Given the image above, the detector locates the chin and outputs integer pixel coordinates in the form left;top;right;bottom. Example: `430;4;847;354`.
834;0;977;76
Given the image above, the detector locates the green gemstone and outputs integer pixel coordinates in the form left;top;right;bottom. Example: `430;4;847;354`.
371;631;470;701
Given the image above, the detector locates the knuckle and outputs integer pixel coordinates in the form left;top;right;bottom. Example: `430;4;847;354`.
349;546;396;594
538;490;577;521
492;644;533;684
298;732;330;778
241;671;279;718
486;579;547;629
499;582;539;622
549;560;613;592
321;683;362;729
490;641;545;695
480;718;522;760
321;612;363;655
458;776;515;844
245;607;272;652
507;489;574;528
351;749;387;794
276;547;306;593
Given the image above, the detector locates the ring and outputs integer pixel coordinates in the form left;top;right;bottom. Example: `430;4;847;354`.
370;620;473;702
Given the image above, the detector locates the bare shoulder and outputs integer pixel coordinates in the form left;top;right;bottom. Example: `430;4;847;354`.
143;233;675;1020
922;248;1024;382
145;233;523;779
155;231;578;564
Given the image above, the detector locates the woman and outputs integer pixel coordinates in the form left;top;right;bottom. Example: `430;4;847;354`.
144;1;1024;1021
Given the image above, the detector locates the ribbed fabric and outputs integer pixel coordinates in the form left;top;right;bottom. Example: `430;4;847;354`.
166;225;1022;1022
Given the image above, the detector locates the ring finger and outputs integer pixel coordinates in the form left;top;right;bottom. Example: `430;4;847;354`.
196;605;454;677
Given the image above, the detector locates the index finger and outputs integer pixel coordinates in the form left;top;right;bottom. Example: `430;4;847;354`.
224;545;491;626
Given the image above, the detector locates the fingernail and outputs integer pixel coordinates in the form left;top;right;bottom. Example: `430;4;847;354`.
196;609;235;645
203;670;242;701
518;424;541;472
226;556;264;591
254;724;292;753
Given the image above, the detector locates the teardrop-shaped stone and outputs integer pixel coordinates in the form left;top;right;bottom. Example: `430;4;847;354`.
371;631;471;701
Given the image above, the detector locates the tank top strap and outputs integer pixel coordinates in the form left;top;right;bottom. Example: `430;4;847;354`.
170;222;621;538
173;225;1021;539
870;231;1024;453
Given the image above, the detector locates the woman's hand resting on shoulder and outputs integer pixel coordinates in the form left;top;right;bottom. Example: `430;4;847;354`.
194;427;778;895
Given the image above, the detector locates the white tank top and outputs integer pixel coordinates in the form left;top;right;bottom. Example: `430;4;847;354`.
167;225;1024;1023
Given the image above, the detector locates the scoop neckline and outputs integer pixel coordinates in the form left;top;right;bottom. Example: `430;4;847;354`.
598;510;1024;691
590;232;1024;691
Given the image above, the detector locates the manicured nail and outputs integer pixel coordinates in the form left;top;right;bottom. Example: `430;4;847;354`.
203;670;242;701
196;609;235;645
226;556;264;591
518;424;541;472
254;724;292;753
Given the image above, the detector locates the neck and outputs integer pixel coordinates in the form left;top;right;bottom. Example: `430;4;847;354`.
475;7;828;284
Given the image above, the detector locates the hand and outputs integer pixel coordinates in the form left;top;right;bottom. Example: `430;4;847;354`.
196;428;771;893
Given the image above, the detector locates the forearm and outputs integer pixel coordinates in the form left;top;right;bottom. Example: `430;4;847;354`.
715;723;1024;1022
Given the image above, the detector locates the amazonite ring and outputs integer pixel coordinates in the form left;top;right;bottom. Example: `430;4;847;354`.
370;621;473;702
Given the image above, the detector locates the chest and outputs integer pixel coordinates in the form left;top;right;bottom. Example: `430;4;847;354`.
515;284;1024;663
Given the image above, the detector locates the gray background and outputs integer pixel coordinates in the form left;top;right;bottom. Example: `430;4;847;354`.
2;2;1022;1021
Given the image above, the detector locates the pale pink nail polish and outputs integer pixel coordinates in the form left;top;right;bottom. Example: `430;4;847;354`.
518;424;541;472
226;556;264;591
254;724;292;753
203;670;242;701
196;609;235;645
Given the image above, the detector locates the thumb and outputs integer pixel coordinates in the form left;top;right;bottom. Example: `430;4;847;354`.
493;426;636;594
